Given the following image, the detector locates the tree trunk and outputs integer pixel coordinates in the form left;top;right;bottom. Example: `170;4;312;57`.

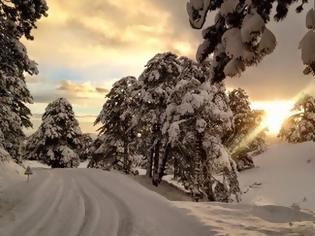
173;156;179;179
158;143;171;184
152;139;161;186
123;141;129;174
197;132;215;201
146;141;154;177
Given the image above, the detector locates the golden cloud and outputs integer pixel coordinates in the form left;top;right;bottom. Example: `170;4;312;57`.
23;0;198;71
58;80;108;96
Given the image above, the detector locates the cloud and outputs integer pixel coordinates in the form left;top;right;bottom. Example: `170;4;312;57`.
22;0;315;135
58;80;108;95
25;76;41;84
95;87;109;93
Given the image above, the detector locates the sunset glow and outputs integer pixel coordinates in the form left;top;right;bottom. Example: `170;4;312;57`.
251;101;295;135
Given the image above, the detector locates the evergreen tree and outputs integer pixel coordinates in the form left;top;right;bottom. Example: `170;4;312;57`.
163;57;240;202
224;88;266;171
280;95;315;142
186;0;314;81
0;0;48;160
89;52;242;202
90;77;138;173
136;53;182;184
24;98;82;168
78;133;93;161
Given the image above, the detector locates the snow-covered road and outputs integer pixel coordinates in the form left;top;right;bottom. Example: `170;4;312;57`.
0;168;212;236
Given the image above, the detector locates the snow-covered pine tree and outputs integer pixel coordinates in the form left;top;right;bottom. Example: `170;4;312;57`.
186;0;314;81
136;53;182;184
0;0;48;160
280;95;315;142
223;88;266;171
90;77;138;173
78;133;93;161
24;98;82;168
163;57;240;202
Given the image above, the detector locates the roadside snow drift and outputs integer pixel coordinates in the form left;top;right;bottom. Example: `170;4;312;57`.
239;141;315;210
0;160;24;190
175;202;315;236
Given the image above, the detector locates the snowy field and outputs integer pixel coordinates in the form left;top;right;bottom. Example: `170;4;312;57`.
239;141;315;210
1;142;315;235
0;168;211;236
175;201;315;236
174;142;315;235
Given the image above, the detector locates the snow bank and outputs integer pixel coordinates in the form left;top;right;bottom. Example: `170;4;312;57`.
23;160;90;169
78;161;89;168
0;160;24;190
175;201;315;236
23;160;50;169
239;141;315;210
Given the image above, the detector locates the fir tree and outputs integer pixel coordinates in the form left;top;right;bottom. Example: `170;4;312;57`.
280;95;315;142
25;98;82;168
89;52;242;202
224;89;266;171
137;53;181;184
78;134;93;161
90;77;138;173
163;57;240;202
139;53;180;185
0;0;48;160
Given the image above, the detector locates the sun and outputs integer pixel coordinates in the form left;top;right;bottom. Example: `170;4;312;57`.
251;101;294;135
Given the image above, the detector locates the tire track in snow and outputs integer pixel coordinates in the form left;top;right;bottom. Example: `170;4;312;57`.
23;174;65;236
73;172;104;236
1;168;213;236
8;170;65;236
61;176;87;236
42;173;86;236
82;171;134;236
0;170;55;234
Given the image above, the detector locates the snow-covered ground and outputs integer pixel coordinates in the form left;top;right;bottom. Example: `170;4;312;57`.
175;201;315;236
23;160;90;169
1;142;315;236
0;160;24;190
23;160;50;169
0;168;212;236
239;141;315;210
174;142;315;235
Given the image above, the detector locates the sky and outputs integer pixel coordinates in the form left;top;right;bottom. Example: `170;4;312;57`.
23;0;315;134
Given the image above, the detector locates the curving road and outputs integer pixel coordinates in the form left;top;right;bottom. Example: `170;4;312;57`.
0;168;213;236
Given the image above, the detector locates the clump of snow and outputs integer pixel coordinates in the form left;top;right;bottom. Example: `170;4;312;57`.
258;28;277;55
306;8;315;29
222;28;244;58
239;142;315;211
299;31;315;65
163;175;191;194
78;161;89;168
224;58;244;77
220;0;239;16
190;0;204;11
241;11;265;43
